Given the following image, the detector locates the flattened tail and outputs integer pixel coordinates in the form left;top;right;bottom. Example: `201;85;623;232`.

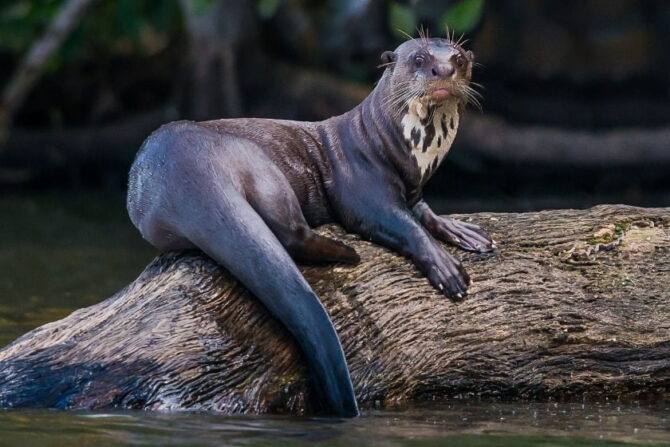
172;187;359;416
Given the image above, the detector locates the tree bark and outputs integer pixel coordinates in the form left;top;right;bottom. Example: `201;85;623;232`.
1;205;669;414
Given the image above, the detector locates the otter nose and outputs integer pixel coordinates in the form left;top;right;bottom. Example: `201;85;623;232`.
430;63;455;79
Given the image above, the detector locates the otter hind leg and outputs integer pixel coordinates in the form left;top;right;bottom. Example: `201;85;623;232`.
167;184;358;416
289;230;360;265
245;176;360;265
130;129;358;415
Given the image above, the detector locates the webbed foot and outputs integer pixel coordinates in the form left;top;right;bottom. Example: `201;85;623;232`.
415;243;471;300
430;217;495;253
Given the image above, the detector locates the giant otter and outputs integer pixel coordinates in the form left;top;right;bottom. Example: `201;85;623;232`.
127;36;494;417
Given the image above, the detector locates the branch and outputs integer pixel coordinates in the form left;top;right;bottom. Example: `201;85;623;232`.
1;205;669;413
0;0;98;147
458;114;670;166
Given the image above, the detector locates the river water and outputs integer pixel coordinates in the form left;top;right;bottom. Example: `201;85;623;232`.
0;193;668;446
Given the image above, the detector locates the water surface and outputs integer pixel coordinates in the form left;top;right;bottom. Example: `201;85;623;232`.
0;192;156;347
0;193;669;446
0;401;669;447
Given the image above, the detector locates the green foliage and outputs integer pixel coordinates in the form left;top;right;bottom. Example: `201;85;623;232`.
0;0;182;69
181;0;217;16
0;0;62;53
0;0;486;77
440;0;485;34
389;2;417;39
387;0;484;41
257;0;282;19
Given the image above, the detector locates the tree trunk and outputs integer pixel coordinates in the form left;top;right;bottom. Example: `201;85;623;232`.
1;205;669;414
178;0;257;120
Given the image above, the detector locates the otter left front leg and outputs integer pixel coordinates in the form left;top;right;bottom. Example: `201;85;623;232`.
412;200;495;253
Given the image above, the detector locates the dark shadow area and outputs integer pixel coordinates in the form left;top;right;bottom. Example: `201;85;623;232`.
0;0;667;212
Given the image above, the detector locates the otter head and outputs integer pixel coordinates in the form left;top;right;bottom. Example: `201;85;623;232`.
379;37;478;179
380;37;476;110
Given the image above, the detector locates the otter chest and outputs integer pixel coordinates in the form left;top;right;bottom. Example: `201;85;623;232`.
401;100;459;181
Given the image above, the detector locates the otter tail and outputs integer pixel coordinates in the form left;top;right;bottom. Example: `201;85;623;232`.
167;185;359;417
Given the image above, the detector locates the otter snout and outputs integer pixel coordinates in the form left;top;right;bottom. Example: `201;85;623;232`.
381;36;477;107
430;63;455;80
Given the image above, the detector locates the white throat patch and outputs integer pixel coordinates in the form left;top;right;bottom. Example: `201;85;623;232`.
401;99;459;180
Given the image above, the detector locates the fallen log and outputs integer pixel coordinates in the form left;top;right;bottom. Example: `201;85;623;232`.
458;115;670;167
1;204;669;414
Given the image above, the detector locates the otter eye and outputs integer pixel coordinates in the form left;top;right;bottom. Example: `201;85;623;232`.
454;54;465;68
413;56;425;69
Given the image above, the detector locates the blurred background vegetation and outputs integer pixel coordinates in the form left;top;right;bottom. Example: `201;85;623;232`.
1;0;669;210
0;0;669;346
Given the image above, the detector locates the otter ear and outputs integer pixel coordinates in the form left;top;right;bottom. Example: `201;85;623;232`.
380;50;397;65
466;50;475;62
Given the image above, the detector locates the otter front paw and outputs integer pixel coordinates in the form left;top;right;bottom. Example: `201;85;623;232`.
416;245;471;300
432;217;494;253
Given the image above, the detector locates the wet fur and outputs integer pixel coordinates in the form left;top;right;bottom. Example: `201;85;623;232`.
127;37;493;417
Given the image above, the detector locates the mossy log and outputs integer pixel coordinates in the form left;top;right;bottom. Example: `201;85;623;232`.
1;205;669;414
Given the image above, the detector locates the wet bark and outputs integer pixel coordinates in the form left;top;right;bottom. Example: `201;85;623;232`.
1;204;669;414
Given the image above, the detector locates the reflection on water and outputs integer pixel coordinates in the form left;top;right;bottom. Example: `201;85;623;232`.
0;193;669;446
0;401;669;446
0;193;156;347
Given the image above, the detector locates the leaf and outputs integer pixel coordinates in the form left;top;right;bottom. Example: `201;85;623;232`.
189;0;216;15
257;0;281;20
116;0;142;39
389;2;417;39
440;0;484;34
